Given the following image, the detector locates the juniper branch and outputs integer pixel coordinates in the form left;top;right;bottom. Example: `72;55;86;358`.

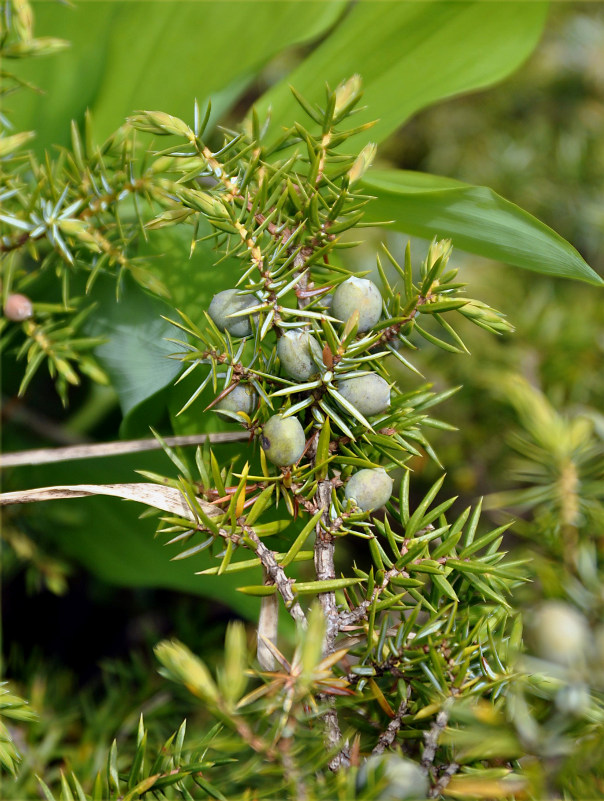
421;709;450;769
429;762;459;798
372;694;410;755
242;526;306;626
314;479;339;655
338;561;410;630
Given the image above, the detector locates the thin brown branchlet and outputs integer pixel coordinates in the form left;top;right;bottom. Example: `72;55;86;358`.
429;761;460;799
181;505;307;628
372;693;411;756
338;562;411;630
422;708;450;769
241;524;307;627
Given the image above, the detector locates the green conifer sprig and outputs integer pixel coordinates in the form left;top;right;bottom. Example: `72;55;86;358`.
5;4;584;796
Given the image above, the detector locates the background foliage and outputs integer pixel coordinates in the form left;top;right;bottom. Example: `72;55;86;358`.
1;1;603;799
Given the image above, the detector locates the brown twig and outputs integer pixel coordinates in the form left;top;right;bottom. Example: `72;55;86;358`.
257;567;280;671
323;706;349;771
312;478;349;770
338;561;409;631
377;295;429;346
372;693;410;755
293;250;312;309
0;231;31;253
429;762;459;799
421;709;449;769
243;526;306;627
314;479;339;654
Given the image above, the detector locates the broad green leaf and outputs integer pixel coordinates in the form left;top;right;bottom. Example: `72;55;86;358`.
256;1;548;148
6;454;260;618
6;2;114;151
107;221;243;435
84;275;183;418
139;221;237;326
361;170;602;286
12;1;346;149
134;222;262;437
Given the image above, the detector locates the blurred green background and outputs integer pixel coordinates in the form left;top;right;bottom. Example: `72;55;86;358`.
2;1;603;791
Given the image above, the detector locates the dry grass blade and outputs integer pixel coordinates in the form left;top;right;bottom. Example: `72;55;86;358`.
0;432;248;469
0;482;221;519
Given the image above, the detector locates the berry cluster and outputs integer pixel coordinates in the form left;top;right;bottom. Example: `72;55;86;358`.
208;275;394;514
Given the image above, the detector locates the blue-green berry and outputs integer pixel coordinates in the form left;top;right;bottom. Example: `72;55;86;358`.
261;414;306;467
208;289;256;337
337;373;390;416
555;683;590;717
528;601;589;667
277;329;323;381
345;468;393;512
216;384;257;416
332;276;382;333
357;754;429;801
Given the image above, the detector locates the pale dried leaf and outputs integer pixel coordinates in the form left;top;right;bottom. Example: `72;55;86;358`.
0;483;220;519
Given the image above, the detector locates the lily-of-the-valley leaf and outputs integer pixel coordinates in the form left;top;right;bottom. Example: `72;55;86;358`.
361;170;603;286
256;1;549;149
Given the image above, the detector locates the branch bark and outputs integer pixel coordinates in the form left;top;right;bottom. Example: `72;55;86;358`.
244;528;306;627
257;568;280;671
314;479;339;654
372;694;410;755
313;478;349;770
429;762;459;799
338;562;409;630
422;709;449;769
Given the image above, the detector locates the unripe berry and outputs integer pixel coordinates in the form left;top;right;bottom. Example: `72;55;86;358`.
357;754;429;801
277;328;323;381
208;289;256;337
337;373;390;416
527;601;589;667
261;414;306;467
216;384;257;416
345;467;393;512
3;293;33;321
332;276;382;333
555;683;590;716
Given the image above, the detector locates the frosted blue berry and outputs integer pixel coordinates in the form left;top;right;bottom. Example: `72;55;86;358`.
277;329;323;381
216;384;257;416
208;289;256;337
337;373;390;416
332;276;382;333
345;468;393;512
261;414;306;467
